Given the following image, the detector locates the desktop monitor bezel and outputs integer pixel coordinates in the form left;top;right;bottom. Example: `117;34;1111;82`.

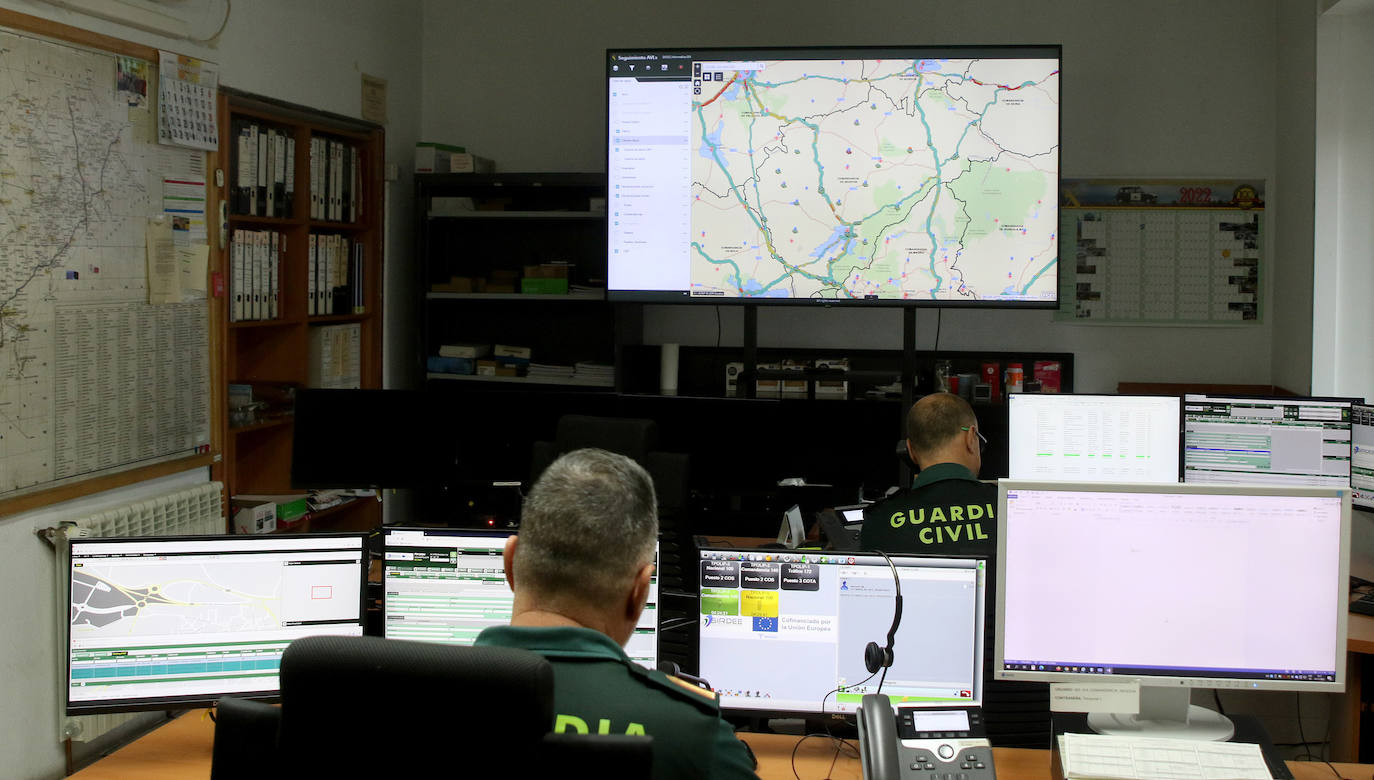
1181;392;1363;489
993;480;1350;695
695;547;988;720
66;532;369;715
604;44;1062;307
1006;392;1183;483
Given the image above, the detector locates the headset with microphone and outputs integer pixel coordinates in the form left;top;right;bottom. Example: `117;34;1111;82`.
862;550;904;678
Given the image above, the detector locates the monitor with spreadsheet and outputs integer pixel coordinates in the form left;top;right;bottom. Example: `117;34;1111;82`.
996;481;1348;739
1007;393;1180;482
1182;394;1358;488
696;548;985;717
382;527;659;668
67;534;367;715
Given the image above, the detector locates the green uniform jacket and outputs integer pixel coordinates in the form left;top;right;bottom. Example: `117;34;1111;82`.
860;462;996;557
475;625;758;780
859;462;1050;748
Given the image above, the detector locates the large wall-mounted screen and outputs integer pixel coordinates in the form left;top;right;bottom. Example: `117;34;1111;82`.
606;46;1061;306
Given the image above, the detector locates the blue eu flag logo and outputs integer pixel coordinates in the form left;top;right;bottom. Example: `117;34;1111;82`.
752;617;778;632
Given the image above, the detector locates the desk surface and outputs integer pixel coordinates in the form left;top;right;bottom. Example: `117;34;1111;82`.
68;709;1374;780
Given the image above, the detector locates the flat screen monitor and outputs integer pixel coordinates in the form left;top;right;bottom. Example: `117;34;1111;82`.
1007;393;1180;482
996;480;1348;739
291;389;456;489
696;549;985;717
1352;404;1374;511
382;528;659;669
67;533;367;714
1182;394;1358;488
606;46;1061;306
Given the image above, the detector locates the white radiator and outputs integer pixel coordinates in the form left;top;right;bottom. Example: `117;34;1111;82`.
58;481;224;744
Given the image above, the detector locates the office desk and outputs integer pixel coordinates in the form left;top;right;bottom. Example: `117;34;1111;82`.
1335;610;1374;761
67;708;1372;780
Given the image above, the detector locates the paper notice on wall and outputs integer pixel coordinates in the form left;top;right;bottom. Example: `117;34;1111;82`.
163;176;207;245
146;217;180;303
178;244;209;301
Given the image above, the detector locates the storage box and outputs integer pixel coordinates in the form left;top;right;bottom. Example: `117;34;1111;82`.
1033;360;1062;393
427;356;475;375
520;277;569;294
232;497;277;534
780;360;808;399
236;493;310;529
813;357;849;400
477;360;518;377
414;141;467;174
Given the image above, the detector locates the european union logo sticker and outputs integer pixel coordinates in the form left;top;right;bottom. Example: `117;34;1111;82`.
752;617;778;632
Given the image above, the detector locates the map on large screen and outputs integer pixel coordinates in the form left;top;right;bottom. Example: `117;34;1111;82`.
607;48;1060;305
690;57;1059;302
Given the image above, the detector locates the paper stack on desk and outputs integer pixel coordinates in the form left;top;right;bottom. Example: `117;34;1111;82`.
1058;732;1272;780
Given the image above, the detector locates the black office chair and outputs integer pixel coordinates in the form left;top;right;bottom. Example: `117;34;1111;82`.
211;635;652;778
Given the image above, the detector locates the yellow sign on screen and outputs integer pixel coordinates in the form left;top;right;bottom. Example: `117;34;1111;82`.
740;590;778;618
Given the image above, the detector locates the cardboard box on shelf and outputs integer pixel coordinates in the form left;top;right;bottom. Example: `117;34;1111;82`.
232;498;277;534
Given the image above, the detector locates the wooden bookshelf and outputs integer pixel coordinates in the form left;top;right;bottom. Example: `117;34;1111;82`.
209;89;385;533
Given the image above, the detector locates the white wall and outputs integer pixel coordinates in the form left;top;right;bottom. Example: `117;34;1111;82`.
0;2;423;776
0;468;206;780
1271;1;1320;394
421;0;1290;394
1313;2;1374;398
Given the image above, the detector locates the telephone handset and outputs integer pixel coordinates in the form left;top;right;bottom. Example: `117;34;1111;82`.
857;694;997;780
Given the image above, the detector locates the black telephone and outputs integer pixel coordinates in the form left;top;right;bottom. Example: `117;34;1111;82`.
857;694;997;780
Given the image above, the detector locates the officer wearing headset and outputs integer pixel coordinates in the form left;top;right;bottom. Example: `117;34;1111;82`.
861;392;1050;748
475;448;758;779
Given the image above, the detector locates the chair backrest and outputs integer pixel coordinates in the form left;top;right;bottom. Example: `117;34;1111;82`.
277;635;554;775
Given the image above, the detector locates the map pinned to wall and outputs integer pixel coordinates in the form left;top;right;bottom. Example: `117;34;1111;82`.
1056;179;1263;324
0;28;210;498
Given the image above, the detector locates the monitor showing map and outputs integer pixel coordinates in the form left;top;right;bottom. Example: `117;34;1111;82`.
606;46;1061;305
67;534;367;714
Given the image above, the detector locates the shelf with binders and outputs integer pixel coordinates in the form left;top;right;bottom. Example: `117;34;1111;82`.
212;88;385;534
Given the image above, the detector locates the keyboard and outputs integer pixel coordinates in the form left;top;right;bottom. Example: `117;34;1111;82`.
1352;592;1374;616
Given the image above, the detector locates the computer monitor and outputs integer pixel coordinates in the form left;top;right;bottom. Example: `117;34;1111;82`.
1007;393;1181;482
696;548;985;717
1352;404;1374;511
606;46;1061;306
382;527;659;668
291;389;457;489
996;480;1349;740
1182;393;1359;488
67;533;367;714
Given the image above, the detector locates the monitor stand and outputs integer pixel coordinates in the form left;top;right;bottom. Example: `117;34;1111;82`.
1085;685;1234;741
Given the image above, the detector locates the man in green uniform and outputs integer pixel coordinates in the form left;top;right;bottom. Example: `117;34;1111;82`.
860;392;1050;748
861;392;993;556
475;448;758;779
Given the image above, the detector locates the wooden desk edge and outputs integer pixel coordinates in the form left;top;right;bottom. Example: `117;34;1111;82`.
68;709;1374;780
